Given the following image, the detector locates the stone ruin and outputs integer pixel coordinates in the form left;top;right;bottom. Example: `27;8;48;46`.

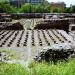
34;43;75;64
50;15;60;19
0;21;24;30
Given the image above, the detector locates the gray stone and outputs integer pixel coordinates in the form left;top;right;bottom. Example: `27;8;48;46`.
34;43;74;63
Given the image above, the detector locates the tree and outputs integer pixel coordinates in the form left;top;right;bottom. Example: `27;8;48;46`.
20;3;32;13
64;7;72;13
0;3;17;13
72;5;75;13
33;4;51;13
44;5;51;13
53;8;62;13
0;1;51;13
34;4;44;13
20;1;51;13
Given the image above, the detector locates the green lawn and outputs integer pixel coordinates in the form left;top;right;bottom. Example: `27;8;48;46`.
0;62;29;75
29;59;75;75
0;59;75;75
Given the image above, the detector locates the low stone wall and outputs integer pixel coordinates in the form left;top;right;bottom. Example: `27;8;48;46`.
0;22;24;30
11;13;43;19
34;19;69;32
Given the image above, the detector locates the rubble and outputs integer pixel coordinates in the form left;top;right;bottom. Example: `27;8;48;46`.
34;43;74;64
0;52;7;61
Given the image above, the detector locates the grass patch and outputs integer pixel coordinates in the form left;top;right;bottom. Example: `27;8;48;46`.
29;59;75;75
0;62;29;75
0;49;21;60
0;53;75;75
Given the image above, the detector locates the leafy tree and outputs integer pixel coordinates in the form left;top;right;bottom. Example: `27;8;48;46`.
72;5;75;13
53;8;62;13
32;4;50;13
34;4;44;13
0;3;17;13
20;2;51;13
20;3;32;13
44;5;51;13
64;7;72;13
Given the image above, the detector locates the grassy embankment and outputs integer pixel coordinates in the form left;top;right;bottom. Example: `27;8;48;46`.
0;49;75;75
0;58;75;75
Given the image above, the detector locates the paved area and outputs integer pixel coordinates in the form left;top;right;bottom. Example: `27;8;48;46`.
0;30;73;48
0;29;73;61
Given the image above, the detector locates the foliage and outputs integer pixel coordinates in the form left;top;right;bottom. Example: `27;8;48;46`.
64;7;72;13
53;7;62;13
0;1;75;13
0;3;17;13
20;3;32;13
20;3;51;13
34;4;44;13
64;5;75;13
71;5;75;13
